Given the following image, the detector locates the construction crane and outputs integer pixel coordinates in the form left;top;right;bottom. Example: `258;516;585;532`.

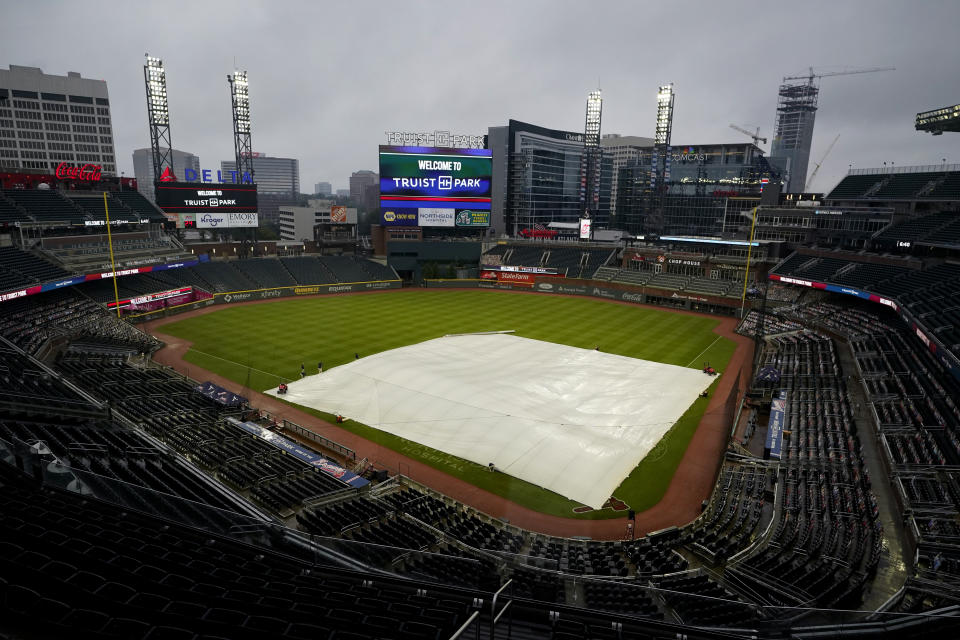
772;66;893;193
730;124;767;146
806;133;841;190
783;66;896;85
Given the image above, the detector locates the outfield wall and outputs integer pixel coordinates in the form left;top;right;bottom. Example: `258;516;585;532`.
128;275;739;324
127;279;402;322
425;278;742;315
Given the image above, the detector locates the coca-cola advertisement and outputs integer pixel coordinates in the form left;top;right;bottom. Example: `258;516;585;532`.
55;163;102;182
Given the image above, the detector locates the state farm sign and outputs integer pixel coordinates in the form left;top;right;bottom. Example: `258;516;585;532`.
497;272;536;284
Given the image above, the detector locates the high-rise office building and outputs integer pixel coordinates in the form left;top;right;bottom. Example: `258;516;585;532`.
132;147;200;203
221;154;299;196
600;134;654;222
488;119;614;236
314;181;332;196
769;82;818;193
0;65;117;175
616;142;781;236
349;170;378;204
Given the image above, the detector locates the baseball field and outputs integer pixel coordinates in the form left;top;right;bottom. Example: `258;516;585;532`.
157;289;737;519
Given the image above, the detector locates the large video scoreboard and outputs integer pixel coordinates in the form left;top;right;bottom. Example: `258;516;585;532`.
155;182;258;213
155;182;259;228
378;146;491;227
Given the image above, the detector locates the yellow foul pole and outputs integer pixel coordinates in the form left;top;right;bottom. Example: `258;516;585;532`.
740;207;758;319
103;192;121;318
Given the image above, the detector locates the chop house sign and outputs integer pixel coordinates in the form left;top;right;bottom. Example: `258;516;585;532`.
56;162;102;182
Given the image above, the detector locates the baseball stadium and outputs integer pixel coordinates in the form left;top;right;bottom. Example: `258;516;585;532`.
1;53;960;640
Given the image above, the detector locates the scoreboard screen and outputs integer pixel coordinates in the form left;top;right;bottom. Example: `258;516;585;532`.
379;146;491;214
155;182;258;214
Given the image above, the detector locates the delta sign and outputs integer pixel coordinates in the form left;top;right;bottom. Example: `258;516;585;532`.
157;166;253;185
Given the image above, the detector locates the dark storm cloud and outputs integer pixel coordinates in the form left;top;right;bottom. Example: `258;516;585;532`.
2;0;958;193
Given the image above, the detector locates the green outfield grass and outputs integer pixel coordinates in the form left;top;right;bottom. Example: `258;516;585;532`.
158;289;737;519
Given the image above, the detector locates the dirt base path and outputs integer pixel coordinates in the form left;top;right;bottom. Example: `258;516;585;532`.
142;289;753;540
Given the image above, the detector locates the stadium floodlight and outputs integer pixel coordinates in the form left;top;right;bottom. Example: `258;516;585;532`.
585;90;602;143
228;70;254;182
654;84;674;146
143;53;173;183
645;83;675;234
580;90;603;217
916;103;960;135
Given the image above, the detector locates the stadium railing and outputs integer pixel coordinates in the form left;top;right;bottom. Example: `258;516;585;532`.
276;416;356;462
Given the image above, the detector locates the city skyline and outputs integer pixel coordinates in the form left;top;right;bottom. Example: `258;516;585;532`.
1;0;958;198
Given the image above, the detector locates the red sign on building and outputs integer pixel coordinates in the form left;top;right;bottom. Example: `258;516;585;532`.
55;163;102;182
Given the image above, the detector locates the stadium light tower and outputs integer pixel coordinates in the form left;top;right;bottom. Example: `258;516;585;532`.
647;83;674;234
143;54;173;182
580;90;603;219
228;70;254;182
916;103;960;135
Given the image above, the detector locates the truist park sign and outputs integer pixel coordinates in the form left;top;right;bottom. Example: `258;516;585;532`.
384;130;486;149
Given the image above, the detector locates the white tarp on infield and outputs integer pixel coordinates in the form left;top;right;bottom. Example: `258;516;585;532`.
266;334;714;509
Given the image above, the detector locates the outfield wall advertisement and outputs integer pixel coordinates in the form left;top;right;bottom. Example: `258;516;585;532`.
127;279;402;322
428;278;726;309
212;280;401;305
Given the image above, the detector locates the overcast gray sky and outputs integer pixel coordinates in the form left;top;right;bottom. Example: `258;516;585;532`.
3;0;959;194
